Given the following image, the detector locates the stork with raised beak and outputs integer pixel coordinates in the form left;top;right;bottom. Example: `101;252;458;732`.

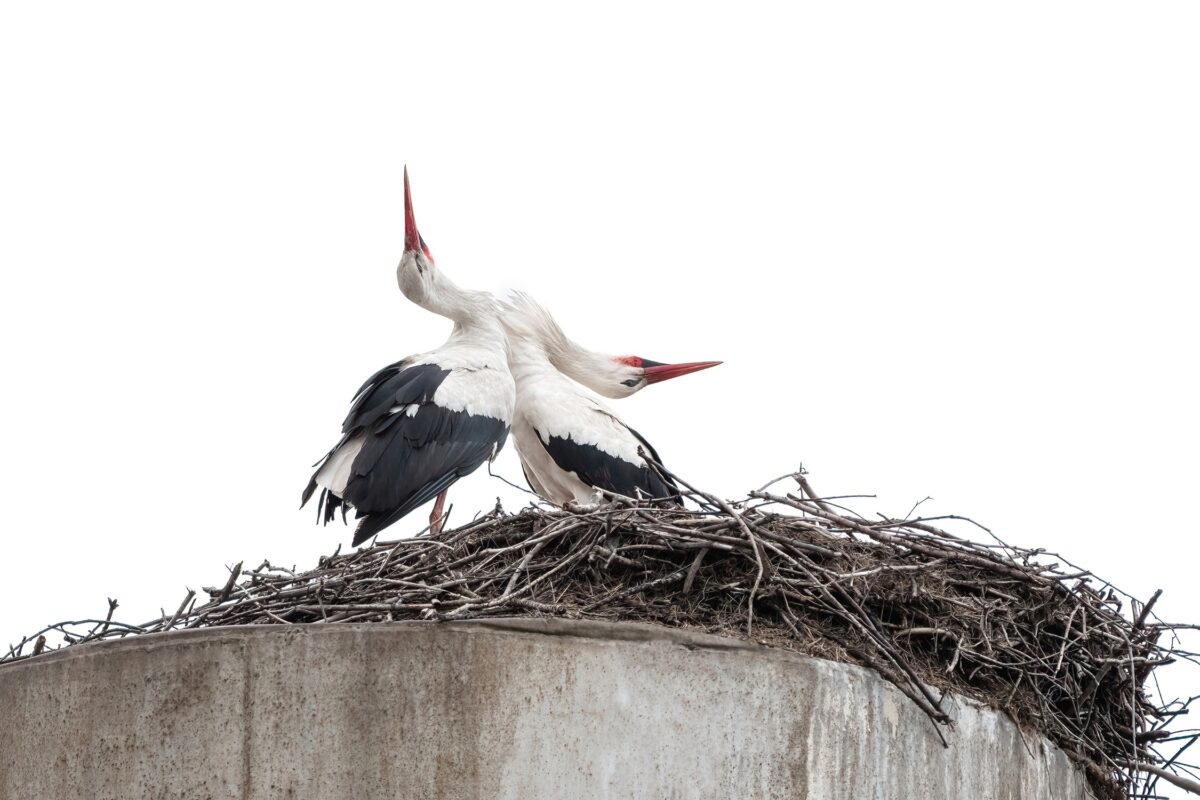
302;169;515;544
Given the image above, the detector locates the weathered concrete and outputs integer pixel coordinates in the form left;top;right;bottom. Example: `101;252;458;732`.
0;619;1094;799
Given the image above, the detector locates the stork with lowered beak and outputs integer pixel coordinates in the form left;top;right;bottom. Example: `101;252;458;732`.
502;292;720;506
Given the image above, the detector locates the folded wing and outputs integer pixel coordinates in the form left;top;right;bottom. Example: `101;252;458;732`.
303;360;509;545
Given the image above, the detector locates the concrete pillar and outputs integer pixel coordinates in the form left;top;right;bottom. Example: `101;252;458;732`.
0;619;1094;799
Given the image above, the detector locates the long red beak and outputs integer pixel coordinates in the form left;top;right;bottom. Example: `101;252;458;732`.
643;360;722;385
404;165;420;253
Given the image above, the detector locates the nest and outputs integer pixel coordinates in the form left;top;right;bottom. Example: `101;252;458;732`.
5;469;1197;799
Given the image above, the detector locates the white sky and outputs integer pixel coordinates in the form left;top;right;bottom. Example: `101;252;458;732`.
2;1;1197;783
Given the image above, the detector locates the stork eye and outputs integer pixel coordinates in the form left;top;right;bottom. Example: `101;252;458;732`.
621;378;641;388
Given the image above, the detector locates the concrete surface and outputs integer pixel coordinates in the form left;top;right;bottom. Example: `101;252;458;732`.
0;619;1094;800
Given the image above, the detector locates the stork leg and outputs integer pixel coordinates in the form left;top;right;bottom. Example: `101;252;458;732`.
428;490;448;535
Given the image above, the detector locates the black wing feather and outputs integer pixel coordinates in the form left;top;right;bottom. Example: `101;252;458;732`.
540;422;679;503
346;418;507;545
342;360;447;432
302;361;509;545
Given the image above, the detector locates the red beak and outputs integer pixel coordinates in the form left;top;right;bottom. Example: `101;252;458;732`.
643;360;722;385
404;165;421;254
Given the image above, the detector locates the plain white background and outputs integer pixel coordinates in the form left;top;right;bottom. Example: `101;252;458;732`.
2;1;1197;788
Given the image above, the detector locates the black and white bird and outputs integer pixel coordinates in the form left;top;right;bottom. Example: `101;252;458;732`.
302;169;515;545
501;292;719;506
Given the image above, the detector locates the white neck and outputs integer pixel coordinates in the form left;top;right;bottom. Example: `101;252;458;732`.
550;344;618;394
398;255;506;342
505;331;562;384
504;293;616;395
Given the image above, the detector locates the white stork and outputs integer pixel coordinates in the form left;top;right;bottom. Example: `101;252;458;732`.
302;168;515;544
501;292;719;506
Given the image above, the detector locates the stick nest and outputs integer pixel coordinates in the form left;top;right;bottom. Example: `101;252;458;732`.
5;471;1197;799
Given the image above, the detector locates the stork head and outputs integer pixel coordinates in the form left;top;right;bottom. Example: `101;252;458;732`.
396;166;439;306
598;355;723;398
